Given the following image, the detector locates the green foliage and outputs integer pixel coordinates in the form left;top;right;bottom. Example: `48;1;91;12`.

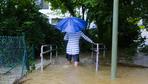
139;26;145;29
46;0;148;60
45;0;75;16
121;44;138;62
0;0;66;62
46;0;147;46
139;45;148;55
0;0;60;48
138;37;148;56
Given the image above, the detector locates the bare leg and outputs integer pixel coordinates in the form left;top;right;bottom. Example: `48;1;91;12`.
74;61;79;67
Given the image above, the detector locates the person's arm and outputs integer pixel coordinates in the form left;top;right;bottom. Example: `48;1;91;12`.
80;32;95;44
64;33;68;41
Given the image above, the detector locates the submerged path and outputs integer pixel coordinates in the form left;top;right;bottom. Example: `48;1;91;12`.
20;55;148;84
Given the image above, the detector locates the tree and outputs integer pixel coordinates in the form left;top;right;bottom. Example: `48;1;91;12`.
45;0;148;53
0;0;62;47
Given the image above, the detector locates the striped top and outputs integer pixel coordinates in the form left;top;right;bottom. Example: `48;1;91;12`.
64;31;93;55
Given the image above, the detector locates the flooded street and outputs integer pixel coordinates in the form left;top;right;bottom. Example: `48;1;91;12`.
20;56;148;84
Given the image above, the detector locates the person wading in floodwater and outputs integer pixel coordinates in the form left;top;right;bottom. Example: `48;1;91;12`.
64;31;95;67
55;17;96;66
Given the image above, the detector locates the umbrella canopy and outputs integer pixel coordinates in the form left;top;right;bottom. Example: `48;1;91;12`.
55;17;87;33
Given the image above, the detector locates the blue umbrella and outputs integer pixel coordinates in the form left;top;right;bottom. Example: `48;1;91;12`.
55;17;87;33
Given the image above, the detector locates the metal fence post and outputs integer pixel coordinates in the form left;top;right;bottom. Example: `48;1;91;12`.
96;43;99;71
111;0;119;80
50;45;52;63
21;33;28;76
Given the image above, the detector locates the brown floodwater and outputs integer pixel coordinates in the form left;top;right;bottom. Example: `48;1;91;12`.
20;56;148;84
